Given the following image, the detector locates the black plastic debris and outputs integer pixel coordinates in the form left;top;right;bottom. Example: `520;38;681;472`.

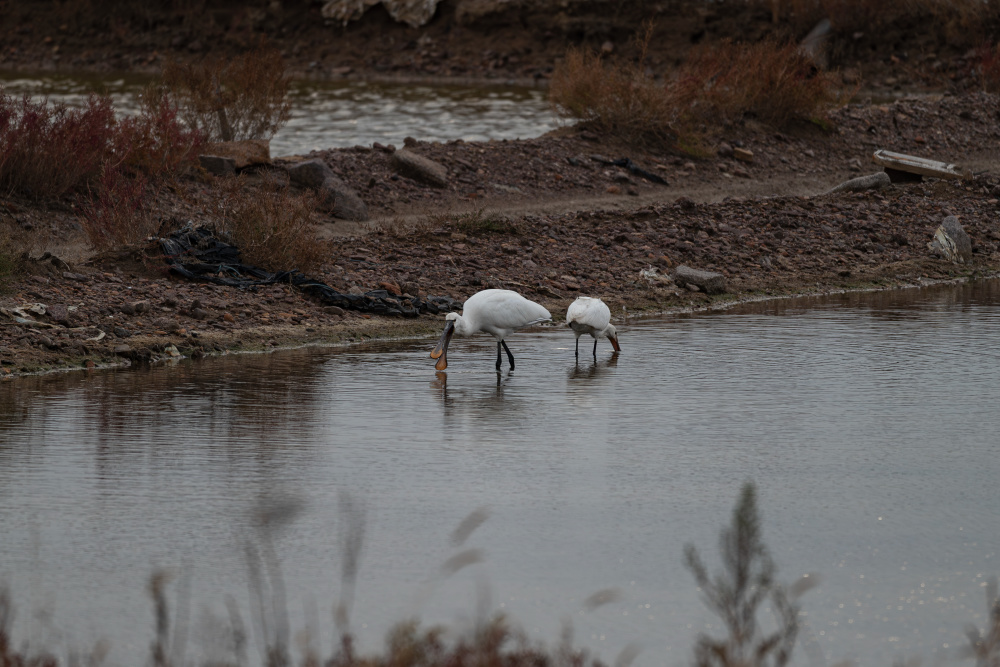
159;225;463;317
590;156;669;185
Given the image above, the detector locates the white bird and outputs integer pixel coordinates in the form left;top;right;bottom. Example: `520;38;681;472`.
566;296;620;358
431;289;551;371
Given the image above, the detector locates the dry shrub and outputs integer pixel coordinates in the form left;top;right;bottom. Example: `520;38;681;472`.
551;36;839;150
0;93;116;200
677;40;840;129
550;26;678;148
116;85;206;179
162;46;292;142
215;178;327;273
974;42;1000;92
79;165;157;251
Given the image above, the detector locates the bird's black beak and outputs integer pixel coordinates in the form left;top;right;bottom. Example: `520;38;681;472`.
609;335;621;352
431;321;455;370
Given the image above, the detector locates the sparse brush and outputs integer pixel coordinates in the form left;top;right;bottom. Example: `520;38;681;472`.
214;178;327;273
684;482;800;667
162;46;292;142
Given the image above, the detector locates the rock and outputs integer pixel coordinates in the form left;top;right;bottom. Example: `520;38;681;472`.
800;18;831;68
62;271;88;282
733;147;754;163
132;300;150;314
928;215;972;263
378;281;402;296
154;317;181;332
823;171;891;195
323;305;345;317
321;0;440;28
191;307;209;320
288;159;369;221
198;154;237;176
287;159;333;189
391;148;448;188
717;142;734;158
203;139;270;169
47;303;70;325
320;177;369;221
674;265;727;294
163;344;181;357
114;344;131;356
120;302;136;315
113;326;130;338
640;266;673;285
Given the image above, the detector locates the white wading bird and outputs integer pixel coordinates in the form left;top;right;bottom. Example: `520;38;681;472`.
566;296;621;358
431;289;551;371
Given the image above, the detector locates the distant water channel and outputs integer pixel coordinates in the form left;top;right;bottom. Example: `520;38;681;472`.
2;280;1000;666
0;71;557;155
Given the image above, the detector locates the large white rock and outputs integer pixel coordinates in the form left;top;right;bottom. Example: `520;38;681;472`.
321;0;441;27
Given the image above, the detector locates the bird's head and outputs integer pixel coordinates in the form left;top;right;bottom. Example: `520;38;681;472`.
605;324;621;352
430;315;458;370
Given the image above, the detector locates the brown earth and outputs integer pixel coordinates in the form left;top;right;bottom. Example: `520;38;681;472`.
1;2;1000;378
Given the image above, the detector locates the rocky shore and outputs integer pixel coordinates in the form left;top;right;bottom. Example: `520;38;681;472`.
2;87;999;379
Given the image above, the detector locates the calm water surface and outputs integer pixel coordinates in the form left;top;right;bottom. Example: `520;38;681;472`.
0;72;557;155
2;281;1000;666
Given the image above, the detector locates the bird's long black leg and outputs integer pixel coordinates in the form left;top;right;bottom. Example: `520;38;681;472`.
593;338;598;357
496;342;503;371
575;338;579;358
501;340;515;370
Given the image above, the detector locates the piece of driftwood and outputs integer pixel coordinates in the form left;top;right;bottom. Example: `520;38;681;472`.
871;149;968;182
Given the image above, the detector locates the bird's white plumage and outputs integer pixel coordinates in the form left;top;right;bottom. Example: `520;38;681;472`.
566;296;620;355
452;289;551;340
432;289;551;370
566;296;611;337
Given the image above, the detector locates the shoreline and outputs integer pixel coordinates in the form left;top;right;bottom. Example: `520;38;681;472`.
4;265;996;382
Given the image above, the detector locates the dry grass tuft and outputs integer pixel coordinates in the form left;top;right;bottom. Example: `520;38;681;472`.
162;45;292;142
214;178;328;273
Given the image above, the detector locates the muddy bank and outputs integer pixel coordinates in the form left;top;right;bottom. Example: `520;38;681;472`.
2;90;1000;378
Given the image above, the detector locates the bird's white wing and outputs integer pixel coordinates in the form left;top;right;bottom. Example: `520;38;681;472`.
567;296;610;329
484;290;551;331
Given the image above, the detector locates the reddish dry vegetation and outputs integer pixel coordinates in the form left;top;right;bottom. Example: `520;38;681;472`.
550;37;843;151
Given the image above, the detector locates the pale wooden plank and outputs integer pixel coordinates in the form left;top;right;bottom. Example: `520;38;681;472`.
871;149;968;180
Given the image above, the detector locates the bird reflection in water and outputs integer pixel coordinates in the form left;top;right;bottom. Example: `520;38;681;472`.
569;352;619;381
430;370;515;422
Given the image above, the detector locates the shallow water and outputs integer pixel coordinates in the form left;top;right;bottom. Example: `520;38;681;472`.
0;71;557;155
2;280;1000;666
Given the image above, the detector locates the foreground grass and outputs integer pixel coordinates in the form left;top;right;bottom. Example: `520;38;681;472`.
1;484;998;667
